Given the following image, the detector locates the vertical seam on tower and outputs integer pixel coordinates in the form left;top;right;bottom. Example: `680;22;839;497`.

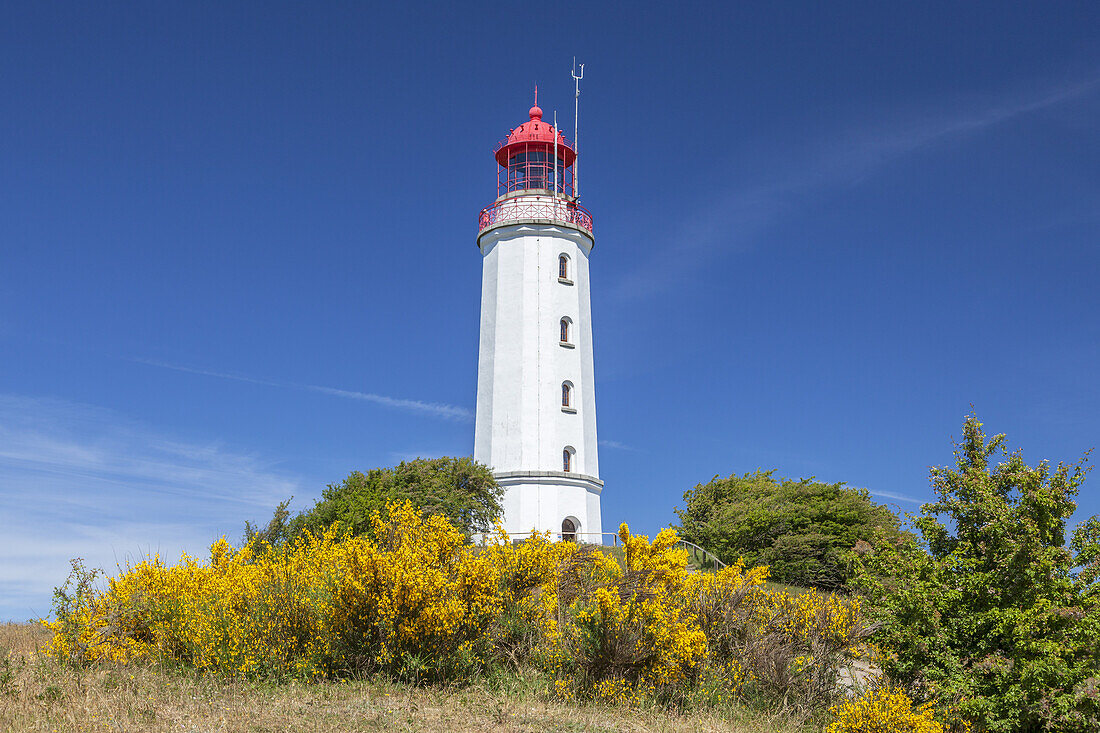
535;233;542;526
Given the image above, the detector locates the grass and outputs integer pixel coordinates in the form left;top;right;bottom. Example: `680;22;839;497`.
1;623;815;732
764;580;814;596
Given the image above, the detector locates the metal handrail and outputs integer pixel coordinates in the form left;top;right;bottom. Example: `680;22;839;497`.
674;539;727;571
478;197;593;234
475;531;621;545
553;532;619;544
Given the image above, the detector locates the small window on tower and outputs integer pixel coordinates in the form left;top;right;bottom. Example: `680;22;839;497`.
562;448;573;473
560;318;570;343
559;255;568;280
562;382;571;407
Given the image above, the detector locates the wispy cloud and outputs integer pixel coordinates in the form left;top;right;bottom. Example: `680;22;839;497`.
813;76;1100;184
612;187;784;300
134;358;474;422
613;74;1100;300
871;490;924;506
599;439;638;452
2;521;217;623
387;449;458;463
0;394;304;621
307;385;472;422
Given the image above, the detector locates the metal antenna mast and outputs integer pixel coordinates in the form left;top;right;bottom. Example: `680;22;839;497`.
553;110;560;218
572;58;584;200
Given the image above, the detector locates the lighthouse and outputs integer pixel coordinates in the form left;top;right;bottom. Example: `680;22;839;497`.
473;92;603;542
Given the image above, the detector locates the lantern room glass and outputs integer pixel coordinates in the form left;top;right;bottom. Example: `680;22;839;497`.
499;143;574;197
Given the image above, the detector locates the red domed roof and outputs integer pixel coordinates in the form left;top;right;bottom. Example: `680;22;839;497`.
494;103;576;167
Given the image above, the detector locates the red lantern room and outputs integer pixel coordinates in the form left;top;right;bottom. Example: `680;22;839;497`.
478;94;593;235
495;102;576;196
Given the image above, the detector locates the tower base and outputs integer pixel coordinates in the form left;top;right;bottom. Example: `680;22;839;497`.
496;470;603;544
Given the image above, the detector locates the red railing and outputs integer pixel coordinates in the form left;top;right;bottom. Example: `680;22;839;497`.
478;197;593;234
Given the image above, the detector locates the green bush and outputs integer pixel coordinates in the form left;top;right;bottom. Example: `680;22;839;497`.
674;470;903;589
246;456;503;543
852;415;1100;732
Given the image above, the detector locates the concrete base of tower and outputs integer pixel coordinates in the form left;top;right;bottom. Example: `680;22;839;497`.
495;470;604;544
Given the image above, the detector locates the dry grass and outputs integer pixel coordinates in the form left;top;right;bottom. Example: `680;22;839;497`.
1;624;811;733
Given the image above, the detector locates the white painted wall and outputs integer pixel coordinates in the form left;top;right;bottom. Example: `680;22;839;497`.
474;203;602;540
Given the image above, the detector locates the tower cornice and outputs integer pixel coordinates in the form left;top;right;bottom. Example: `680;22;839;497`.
476;222;595;261
494;470;604;494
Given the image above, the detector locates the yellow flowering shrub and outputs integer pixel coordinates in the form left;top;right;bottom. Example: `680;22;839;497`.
323;503;501;679
686;560;770;656
45;502;501;681
753;587;863;646
541;525;709;702
686;559;870;709
479;528;576;664
685;560;770;698
748;587;868;702
44;507;873;714
481;527;575;616
827;687;946;733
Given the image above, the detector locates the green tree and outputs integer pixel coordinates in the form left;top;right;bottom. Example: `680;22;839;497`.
852;415;1099;732
674;470;902;589
248;457;503;543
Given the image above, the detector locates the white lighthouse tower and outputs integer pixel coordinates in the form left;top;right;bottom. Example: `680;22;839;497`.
473;92;602;542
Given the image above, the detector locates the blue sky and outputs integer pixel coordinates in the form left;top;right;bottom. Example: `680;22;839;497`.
2;1;1098;621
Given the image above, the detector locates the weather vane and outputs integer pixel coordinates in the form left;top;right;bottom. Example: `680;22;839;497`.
572;59;584;199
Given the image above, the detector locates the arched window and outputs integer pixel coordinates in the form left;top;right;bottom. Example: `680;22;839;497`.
561;382;572;407
560;318;570;343
559;254;569;280
562;517;577;542
562;447;573;472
